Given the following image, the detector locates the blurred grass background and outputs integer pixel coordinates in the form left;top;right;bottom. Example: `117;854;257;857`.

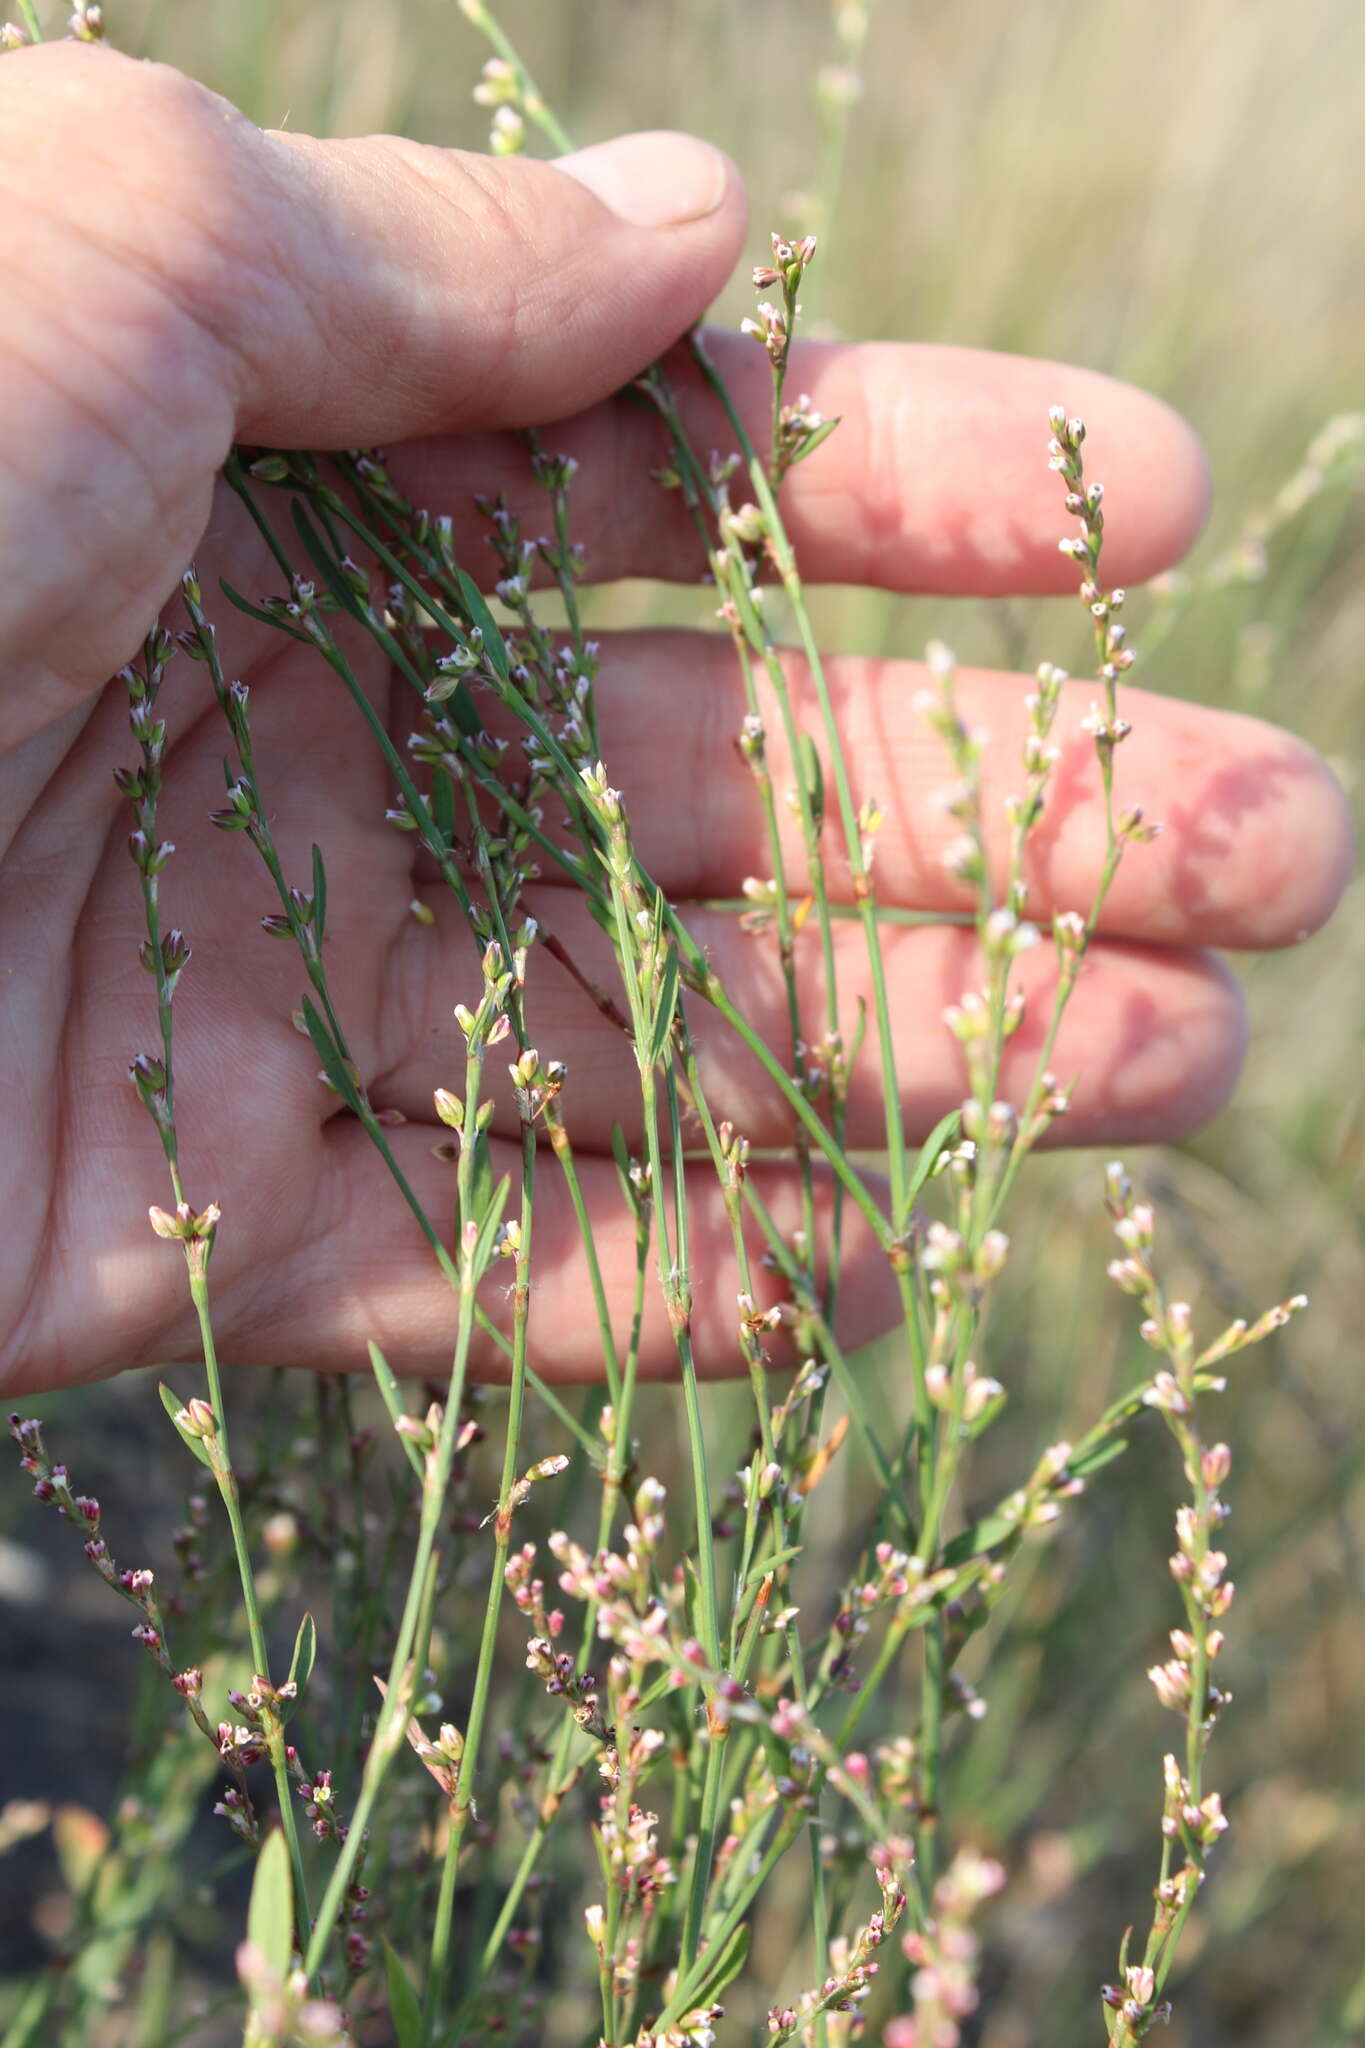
2;1;1362;2043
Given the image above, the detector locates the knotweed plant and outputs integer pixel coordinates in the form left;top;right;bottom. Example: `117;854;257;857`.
2;6;1336;2048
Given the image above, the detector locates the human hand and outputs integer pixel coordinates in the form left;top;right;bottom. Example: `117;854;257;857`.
0;43;1349;1397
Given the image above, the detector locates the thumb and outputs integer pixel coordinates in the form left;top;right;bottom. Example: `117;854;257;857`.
248;125;747;441
0;44;745;730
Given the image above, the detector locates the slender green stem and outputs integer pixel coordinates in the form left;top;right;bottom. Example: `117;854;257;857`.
659;1817;803;2028
122;624;314;1947
422;1123;535;2039
449;1197;652;2044
691;335;914;1225
189;1268;312;1936
303;1025;488;1979
545;1108;620;1406
459;0;573;153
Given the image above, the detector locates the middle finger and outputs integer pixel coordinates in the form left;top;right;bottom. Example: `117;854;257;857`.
376;887;1248;1153
476;628;1350;951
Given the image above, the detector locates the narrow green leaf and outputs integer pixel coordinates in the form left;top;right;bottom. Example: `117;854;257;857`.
468;1129;495;1231
940;1512;1017;1570
798;732;824;825
1068;1435;1130;1480
591;1824;613;1897
900;1107;962;1225
456;569;509;680
846;993;868;1075
217;580;310;644
470;1174;513;1284
929;1556;998;1611
964;1386;1010;1440
246;1830;293;1982
368;1340;425;1478
680;1552;704;1641
587;889;617;939
610;1123;633;1196
299;996;361;1112
383;1940;423;2048
447;675;483;738
157;1382;213;1469
431;763;456;847
310;845;327;944
789;414;842;467
301;490;475;730
289;500;363;617
286;1613;317;1707
1099;1384;1154;1428
743;1543;804;1584
648;944;682;1071
688;1918;750;2006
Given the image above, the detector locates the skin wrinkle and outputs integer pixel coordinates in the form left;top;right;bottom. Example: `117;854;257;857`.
5;205;246;471
0;238;213;502
0;277;231;736
1;122;261;421
261;133;746;441
387;139;540;417
0;698;102;866
269;134;493;430
157;657;443;1079
39;992;325;1385
2;50;306;419
1;47;744;536
15;573;1309;1392
0;720;134;1380
921;929;1248;1144
0;312;212;666
1;299;224;609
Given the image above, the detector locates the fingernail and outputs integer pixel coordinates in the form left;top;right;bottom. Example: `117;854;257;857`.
554;131;729;229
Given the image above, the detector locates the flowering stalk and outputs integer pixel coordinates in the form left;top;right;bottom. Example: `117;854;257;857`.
1099;1168;1308;2041
5;1413;268;1835
456;0;573;156
300;944;513;1984
792;0;881;280
691;328;916;1238
116;625;315;1937
422;976;547;2041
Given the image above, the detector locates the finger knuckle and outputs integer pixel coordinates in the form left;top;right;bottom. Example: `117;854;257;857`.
5;46;265;392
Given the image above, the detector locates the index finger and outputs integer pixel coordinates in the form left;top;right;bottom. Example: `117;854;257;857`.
393;334;1210;595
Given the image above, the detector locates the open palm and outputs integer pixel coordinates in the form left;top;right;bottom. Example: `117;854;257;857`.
0;45;1349;1398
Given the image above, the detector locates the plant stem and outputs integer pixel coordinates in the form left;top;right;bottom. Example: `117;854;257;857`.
188;1267;312;1933
422;1122;536;2038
